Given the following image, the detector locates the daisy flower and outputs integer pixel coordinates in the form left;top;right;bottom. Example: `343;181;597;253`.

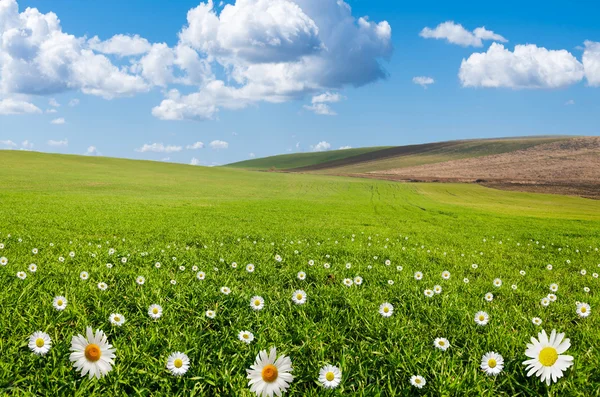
520;270;526;276
170;280;176;285
109;313;125;326
80;271;89;280
434;337;450;351
69;327;116;379
387;280;394;285
433;285;442;294
251;296;265;311
167;352;190;376
549;283;558;292
474;311;489;326
29;331;52;356
121;257;127;264
196;271;206;280
206;310;216;318
17;271;26;280
493;278;502;287
246;264;255;273
297;271;306;281
584;287;590;293
291;290;307;305
414;271;423;281
58;256;65;263
346;263;352;269
410;375;426;389
546;264;553;271
463;278;469;283
179;265;185;271
275;254;282;262
481;351;504;376
523;329;573;385
32;248;38;254
238;330;254;344
0;256;7;266
397;266;403;271
424;289;434;298
576;302;591;318
98;282;108;291
343;278;353;287
547;294;557;302
106;263;113;269
441;271;450;280
379;302;393;317
221;286;231;295
53;296;68;311
472;264;478;269
354;276;363;285
485;293;494;302
385;259;391;266
541;298;550;307
155;262;161;269
318;364;341;389
308;260;314;266
148;304;163;319
246;347;293;397
532;317;543;326
28;263;37;272
324;263;330;269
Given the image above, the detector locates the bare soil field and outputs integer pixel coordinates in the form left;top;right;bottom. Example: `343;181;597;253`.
355;137;600;199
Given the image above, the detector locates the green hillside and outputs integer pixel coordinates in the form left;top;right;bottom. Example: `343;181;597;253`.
225;146;391;170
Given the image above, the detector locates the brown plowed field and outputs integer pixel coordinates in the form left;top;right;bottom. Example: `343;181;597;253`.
357;137;600;199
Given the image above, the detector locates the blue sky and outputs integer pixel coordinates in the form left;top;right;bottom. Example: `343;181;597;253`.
1;0;599;165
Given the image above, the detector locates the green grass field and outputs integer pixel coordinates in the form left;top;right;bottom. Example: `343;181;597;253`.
1;150;599;396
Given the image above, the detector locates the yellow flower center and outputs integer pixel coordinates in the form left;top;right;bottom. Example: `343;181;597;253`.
243;334;249;339
539;347;558;366
487;358;497;368
326;371;335;381
383;307;389;313
479;315;485;321
84;344;101;362
152;308;159;314
415;378;422;384
296;294;303;300
581;307;587;313
261;364;278;383
254;300;261;306
57;300;63;306
174;358;183;368
114;316;120;322
35;338;45;348
439;341;445;346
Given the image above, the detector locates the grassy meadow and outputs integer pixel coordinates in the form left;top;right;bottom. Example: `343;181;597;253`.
0;150;599;396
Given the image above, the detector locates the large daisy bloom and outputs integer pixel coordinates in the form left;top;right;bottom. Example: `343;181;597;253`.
434;337;450;351
576;302;591;318
251;296;265;311
291;290;307;305
238;330;254;344
167;352;190;376
247;347;293;397
29;331;52;356
148;304;163;319
379;302;393;317
109;313;125;326
523;329;574;385
410;375;426;388
69;327;116;379
53;296;68;311
474;311;489;326
318;364;341;389
481;351;504;376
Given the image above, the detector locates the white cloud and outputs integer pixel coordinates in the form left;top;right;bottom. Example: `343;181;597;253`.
583;41;600;86
161;157;170;161
0;98;42;115
420;21;507;47
311;141;330;151
0;139;17;147
311;91;343;103
21;139;33;149
46;108;57;113
69;98;80;107
209;139;228;149
135;143;183;153
565;99;575;106
249;152;255;158
88;34;152;56
85;146;100;156
413;76;435;88
190;157;201;165
47;139;68;147
459;43;584;89
339;145;352;149
49;98;60;107
303;91;344;115
186;141;205;149
51;118;65;124
303;103;336;115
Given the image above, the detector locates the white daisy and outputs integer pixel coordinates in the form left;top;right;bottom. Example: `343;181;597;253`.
324;263;330;269
69;327;116;379
109;313;125;326
53;296;68;311
275;254;282;262
584;287;590;293
546;264;553;270
246;347;294;397
167;352;190;376
0;256;7;266
433;285;442;294
106;263;113;269
238;330;254;344
414;271;423;280
474;311;489;326
308;260;314;266
29;331;52;356
246;263;255;273
230;263;237;269
343;278;353;287
135;276;145;285
206;310;216;318
576;302;591;318
170;280;176;285
17;271;26;280
155;262;161;268
346;263;352;269
291;290;307;305
463;278;469;283
354;276;363;285
410;375;426;388
493;278;502;287
481;351;504;376
148;304;163;319
434;337;450;351
121;257;127;264
549;283;558;292
379;302;393;317
221;286;231;295
541;298;550;307
441;271;450;280
251;296;265;311
297;271;306;280
485;293;494;302
532;317;543;326
28;263;37;272
196;271;206;280
547;294;557;302
80;271;89;280
32;248;38;254
424;289;434;298
179;265;185;271
318;364;341;389
98;282;108;291
387;280;394;285
523;329;574;385
397;266;403;271
472;263;478;269
520;270;526;276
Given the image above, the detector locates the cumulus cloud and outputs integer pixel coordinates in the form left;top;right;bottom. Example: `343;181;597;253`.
303;103;336;115
85;145;100;156
311;141;330;152
135;143;183;153
48;98;60;107
412;76;434;88
186;141;205;149
303;91;344;115
0;98;42;115
209;140;228;149
0;139;17;147
459;43;584;89
46;108;57;113
339;145;352;149
190;157;201;165
47;139;68;147
583;41;600;86
51;117;65;124
420;21;507;47
88;34;152;56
